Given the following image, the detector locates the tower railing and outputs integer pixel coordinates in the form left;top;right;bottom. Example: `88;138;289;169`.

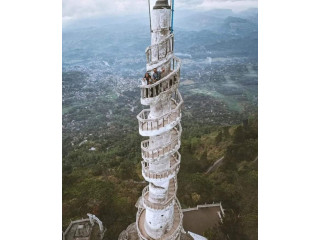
167;198;183;240
160;198;183;240
141;123;182;161
140;56;181;100
141;152;181;180
136;208;148;240
137;90;183;133
145;33;174;65
136;197;183;240
142;179;176;210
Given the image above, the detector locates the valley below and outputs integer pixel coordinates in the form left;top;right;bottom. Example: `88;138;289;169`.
62;8;258;240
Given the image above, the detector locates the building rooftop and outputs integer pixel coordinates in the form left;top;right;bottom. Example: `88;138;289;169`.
182;203;224;237
63;214;105;240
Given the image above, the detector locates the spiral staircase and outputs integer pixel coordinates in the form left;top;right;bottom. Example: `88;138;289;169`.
135;1;184;239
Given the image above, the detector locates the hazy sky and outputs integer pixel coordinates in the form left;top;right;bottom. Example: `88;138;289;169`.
63;0;258;21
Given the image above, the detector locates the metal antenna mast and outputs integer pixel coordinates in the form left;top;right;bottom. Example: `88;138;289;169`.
148;0;152;32
171;0;175;33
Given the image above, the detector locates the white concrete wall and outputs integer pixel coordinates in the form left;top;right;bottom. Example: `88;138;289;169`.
149;93;172;118
149;157;170;172
151;8;171;77
149;131;172;150
144;203;174;239
149;181;169;202
151;9;171;45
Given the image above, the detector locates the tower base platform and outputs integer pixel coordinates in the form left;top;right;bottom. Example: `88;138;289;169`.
118;223;194;240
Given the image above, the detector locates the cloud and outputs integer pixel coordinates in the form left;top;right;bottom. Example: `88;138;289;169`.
63;0;146;20
177;0;257;11
63;0;257;21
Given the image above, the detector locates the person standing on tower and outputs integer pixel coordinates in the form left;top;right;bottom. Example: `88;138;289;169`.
143;72;152;85
152;67;165;81
142;72;152;97
152;67;165;95
152;68;161;81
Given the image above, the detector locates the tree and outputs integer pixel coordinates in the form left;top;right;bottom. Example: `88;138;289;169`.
215;131;223;145
233;126;245;143
191;192;201;204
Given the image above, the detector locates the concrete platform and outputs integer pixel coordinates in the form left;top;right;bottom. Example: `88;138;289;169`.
182;204;223;236
63;219;102;240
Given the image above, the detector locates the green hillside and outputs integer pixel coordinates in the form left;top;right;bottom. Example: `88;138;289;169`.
179;115;258;240
63;114;257;240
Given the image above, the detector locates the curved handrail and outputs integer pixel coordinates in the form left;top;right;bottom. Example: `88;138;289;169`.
136;208;148;240
137;90;183;122
142;152;181;180
145;33;173;54
140;56;181;100
145;34;174;64
164;198;183;240
142;180;176;210
137;103;182;133
141;123;182;160
140;56;181;89
137;91;183;134
137;90;183;125
136;198;183;240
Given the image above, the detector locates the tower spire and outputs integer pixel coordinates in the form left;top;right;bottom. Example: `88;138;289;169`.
153;0;171;9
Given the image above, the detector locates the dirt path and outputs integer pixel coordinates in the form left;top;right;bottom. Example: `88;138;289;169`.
205;156;224;174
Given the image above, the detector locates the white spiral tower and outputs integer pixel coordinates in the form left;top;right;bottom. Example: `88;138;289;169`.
136;0;184;239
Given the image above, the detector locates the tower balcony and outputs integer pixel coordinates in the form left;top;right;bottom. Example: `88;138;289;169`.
142;178;177;210
137;90;183;137
141;152;181;182
141;123;182;161
140;57;181;106
136;197;183;240
145;33;174;71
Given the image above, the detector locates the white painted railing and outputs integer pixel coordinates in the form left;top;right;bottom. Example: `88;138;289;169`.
63;217;105;240
140;56;181;99
137;90;183;133
136;208;148;240
142;179;177;210
141;152;181;180
182;202;225;222
141;123;182;160
160;198;183;240
136;197;183;240
145;33;174;65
